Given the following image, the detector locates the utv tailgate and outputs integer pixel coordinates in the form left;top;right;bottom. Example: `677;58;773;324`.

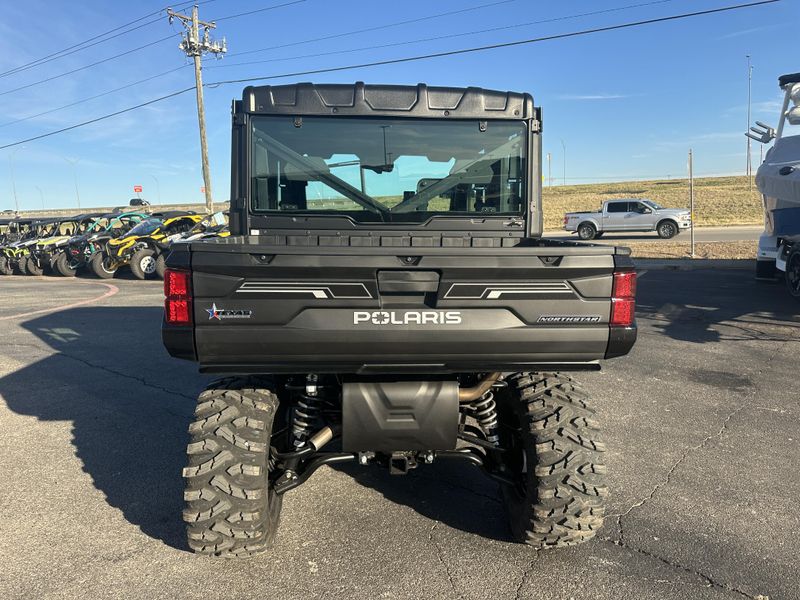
166;237;635;373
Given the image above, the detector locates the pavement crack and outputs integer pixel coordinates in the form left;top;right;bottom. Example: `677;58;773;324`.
428;521;462;600
40;348;197;419
614;399;749;545
607;538;758;599
414;472;502;505
514;560;536;600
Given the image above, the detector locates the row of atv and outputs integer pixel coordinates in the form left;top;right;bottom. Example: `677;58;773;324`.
0;210;228;280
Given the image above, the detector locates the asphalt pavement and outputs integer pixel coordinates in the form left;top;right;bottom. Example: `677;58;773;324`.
0;269;798;600
544;225;762;243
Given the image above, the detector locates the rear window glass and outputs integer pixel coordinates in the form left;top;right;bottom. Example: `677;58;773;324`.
606;202;629;213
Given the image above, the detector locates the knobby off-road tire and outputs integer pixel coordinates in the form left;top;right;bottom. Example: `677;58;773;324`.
90;253;116;279
183;377;283;557
0;257;12;275
130;248;156;280
500;372;607;549
25;256;44;276
54;252;77;277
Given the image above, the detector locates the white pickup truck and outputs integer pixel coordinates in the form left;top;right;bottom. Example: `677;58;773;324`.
563;199;691;240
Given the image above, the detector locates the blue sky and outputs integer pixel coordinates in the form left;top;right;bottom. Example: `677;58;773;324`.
0;0;798;210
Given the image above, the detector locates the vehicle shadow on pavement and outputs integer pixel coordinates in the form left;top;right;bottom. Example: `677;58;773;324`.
332;460;513;541
0;306;203;552
635;268;800;344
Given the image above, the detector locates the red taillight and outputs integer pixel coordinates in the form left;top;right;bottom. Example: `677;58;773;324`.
165;299;191;324
164;268;190;297
164;268;192;325
563;216;568;225
612;271;637;299
611;270;637;327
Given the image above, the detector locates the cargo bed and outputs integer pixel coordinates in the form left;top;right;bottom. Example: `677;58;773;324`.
163;236;635;373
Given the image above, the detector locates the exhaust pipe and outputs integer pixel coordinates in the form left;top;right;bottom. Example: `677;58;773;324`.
458;372;501;403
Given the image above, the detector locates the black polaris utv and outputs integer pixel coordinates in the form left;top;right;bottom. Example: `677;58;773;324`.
161;82;637;557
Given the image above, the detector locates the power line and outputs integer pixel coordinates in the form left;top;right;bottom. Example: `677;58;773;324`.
0;87;194;151
0;35;176;97
210;0;782;87
0;16;166;80
0;0;782;151
0;65;190;129
208;0;681;70
0;1;218;79
227;0;519;58
213;0;308;22
0;0;305;99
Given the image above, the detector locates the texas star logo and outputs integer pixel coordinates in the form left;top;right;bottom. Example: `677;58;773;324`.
206;303;253;320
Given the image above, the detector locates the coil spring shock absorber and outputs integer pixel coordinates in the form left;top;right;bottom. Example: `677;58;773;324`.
292;374;323;448
470;389;500;446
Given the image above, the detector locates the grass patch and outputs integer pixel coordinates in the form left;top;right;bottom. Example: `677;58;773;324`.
542;175;763;231
604;240;756;259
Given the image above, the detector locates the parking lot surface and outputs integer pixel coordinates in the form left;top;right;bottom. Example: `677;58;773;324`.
0;268;798;600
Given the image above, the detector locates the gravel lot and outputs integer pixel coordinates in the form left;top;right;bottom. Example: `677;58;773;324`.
0;268;797;600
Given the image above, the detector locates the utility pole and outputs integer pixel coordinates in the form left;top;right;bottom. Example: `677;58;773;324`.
746;55;753;191
34;185;44;210
168;5;226;214
8;145;24;213
688;148;695;258
64;156;81;209
560;139;566;186
546;152;552;188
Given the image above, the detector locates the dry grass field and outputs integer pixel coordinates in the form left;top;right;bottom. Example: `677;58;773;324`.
607;239;756;260
542;175;763;231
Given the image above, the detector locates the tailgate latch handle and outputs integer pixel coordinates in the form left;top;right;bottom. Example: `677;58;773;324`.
378;271;440;294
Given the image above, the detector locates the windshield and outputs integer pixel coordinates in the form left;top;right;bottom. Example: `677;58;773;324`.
250;116;526;223
125;218;162;237
85;217;112;233
642;200;664;210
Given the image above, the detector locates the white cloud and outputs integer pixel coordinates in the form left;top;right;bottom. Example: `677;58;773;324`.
715;24;792;40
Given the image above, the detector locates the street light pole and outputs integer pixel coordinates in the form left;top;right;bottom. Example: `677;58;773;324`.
560;139;566;186
546;152;552;188
34;185;45;210
149;174;162;203
746;55;753;191
63;157;81;210
8;145;25;212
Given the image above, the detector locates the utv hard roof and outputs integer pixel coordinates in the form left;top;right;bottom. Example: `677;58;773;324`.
241;81;536;120
779;72;800;87
151;210;196;219
71;212;107;222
